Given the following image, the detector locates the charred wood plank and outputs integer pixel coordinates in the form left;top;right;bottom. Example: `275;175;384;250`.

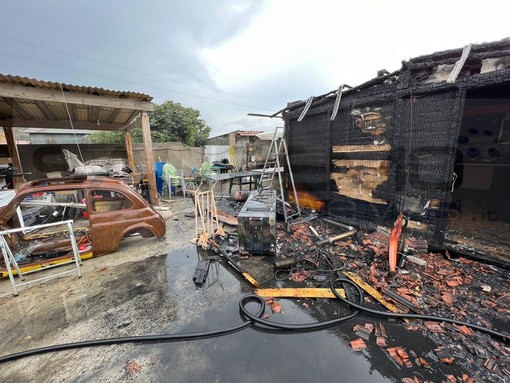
332;144;391;153
193;260;210;285
254;288;346;299
331;159;390;204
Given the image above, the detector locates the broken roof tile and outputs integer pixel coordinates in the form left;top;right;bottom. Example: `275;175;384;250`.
423;321;446;333
387;346;412;367
270;301;282;313
461;373;475;383
350;338;367;352
480;299;497;308
353;323;373;340
435;347;455;365
452;324;474;336
401;378;420;383
483;357;498;372
441;292;456;305
415;357;431;368
376;336;387;347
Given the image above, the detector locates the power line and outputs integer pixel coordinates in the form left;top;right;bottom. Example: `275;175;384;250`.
0;35;280;108
0;6;287;96
0;50;281;113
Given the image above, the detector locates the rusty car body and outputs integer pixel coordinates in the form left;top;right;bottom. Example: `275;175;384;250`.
0;176;166;259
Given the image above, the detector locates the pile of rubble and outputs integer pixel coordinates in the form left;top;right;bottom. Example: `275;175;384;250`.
271;214;510;382
207;194;509;381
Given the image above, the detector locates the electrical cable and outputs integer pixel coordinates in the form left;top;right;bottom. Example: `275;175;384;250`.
330;278;510;342
59;83;85;164
0;50;279;113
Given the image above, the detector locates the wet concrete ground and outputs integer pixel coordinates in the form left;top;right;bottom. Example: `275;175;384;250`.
0;188;508;382
0;244;477;382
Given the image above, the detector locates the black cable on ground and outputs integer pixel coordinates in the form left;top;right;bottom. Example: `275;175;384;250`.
330;278;510;342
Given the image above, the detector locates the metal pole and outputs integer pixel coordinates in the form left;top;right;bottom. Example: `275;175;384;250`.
67;221;82;276
1;236;18;296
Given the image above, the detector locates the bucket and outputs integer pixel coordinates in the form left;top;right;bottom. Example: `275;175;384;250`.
154;162;165;194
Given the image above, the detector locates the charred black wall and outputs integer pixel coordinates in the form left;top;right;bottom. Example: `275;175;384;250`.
286;109;331;206
327;84;398;229
392;90;465;242
284;39;510;247
285;84;465;242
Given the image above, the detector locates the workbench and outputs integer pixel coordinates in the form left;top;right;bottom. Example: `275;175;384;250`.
206;171;262;198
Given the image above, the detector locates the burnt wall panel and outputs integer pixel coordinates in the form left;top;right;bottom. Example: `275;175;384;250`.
328;89;396;226
286;87;464;240
392;90;465;243
286;111;330;204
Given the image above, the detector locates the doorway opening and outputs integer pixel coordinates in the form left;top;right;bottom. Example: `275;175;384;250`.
447;83;510;262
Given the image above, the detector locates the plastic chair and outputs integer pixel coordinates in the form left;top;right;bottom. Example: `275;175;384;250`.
197;162;218;189
199;162;213;178
162;164;180;199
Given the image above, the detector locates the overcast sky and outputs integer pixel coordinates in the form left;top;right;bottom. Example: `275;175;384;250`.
0;0;508;137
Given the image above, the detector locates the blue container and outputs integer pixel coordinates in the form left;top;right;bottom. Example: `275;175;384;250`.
154;162;165;194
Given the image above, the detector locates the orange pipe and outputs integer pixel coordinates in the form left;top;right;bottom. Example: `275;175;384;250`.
388;214;404;273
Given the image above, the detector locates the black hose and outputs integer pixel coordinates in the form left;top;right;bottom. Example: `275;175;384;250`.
0;292;361;364
238;291;361;331
330;278;510;342
1;279;507;365
0;296;265;364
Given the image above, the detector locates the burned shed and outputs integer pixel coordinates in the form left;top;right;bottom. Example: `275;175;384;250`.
283;38;510;261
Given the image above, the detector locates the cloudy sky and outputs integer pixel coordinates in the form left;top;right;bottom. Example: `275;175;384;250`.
0;0;508;137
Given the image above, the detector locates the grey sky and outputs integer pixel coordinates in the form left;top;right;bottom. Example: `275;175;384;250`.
0;1;509;137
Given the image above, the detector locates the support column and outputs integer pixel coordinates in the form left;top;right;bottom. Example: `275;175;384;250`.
140;112;158;206
124;130;136;175
3;127;25;188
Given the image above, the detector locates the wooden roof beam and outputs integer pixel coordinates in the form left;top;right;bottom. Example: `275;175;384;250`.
0;83;154;112
0;119;128;131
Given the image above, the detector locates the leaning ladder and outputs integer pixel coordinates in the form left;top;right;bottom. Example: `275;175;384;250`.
259;127;301;224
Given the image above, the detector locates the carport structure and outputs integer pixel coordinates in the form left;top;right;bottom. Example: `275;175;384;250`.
0;74;159;205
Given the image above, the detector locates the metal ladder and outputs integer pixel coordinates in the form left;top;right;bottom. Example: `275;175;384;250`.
259;127;301;224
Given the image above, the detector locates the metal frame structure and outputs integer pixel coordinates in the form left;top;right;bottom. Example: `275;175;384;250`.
0;219;82;296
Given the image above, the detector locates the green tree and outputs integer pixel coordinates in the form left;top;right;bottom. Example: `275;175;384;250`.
90;100;211;146
89;130;124;144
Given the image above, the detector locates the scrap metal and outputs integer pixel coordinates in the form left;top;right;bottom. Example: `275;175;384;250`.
210;239;259;287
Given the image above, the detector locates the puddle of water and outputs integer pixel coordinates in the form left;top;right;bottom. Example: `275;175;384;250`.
158;247;465;383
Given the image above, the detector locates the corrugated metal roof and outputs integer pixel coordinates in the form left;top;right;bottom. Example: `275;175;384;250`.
0;74;152;102
236;130;264;136
0;73;154;131
23;128;91;134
